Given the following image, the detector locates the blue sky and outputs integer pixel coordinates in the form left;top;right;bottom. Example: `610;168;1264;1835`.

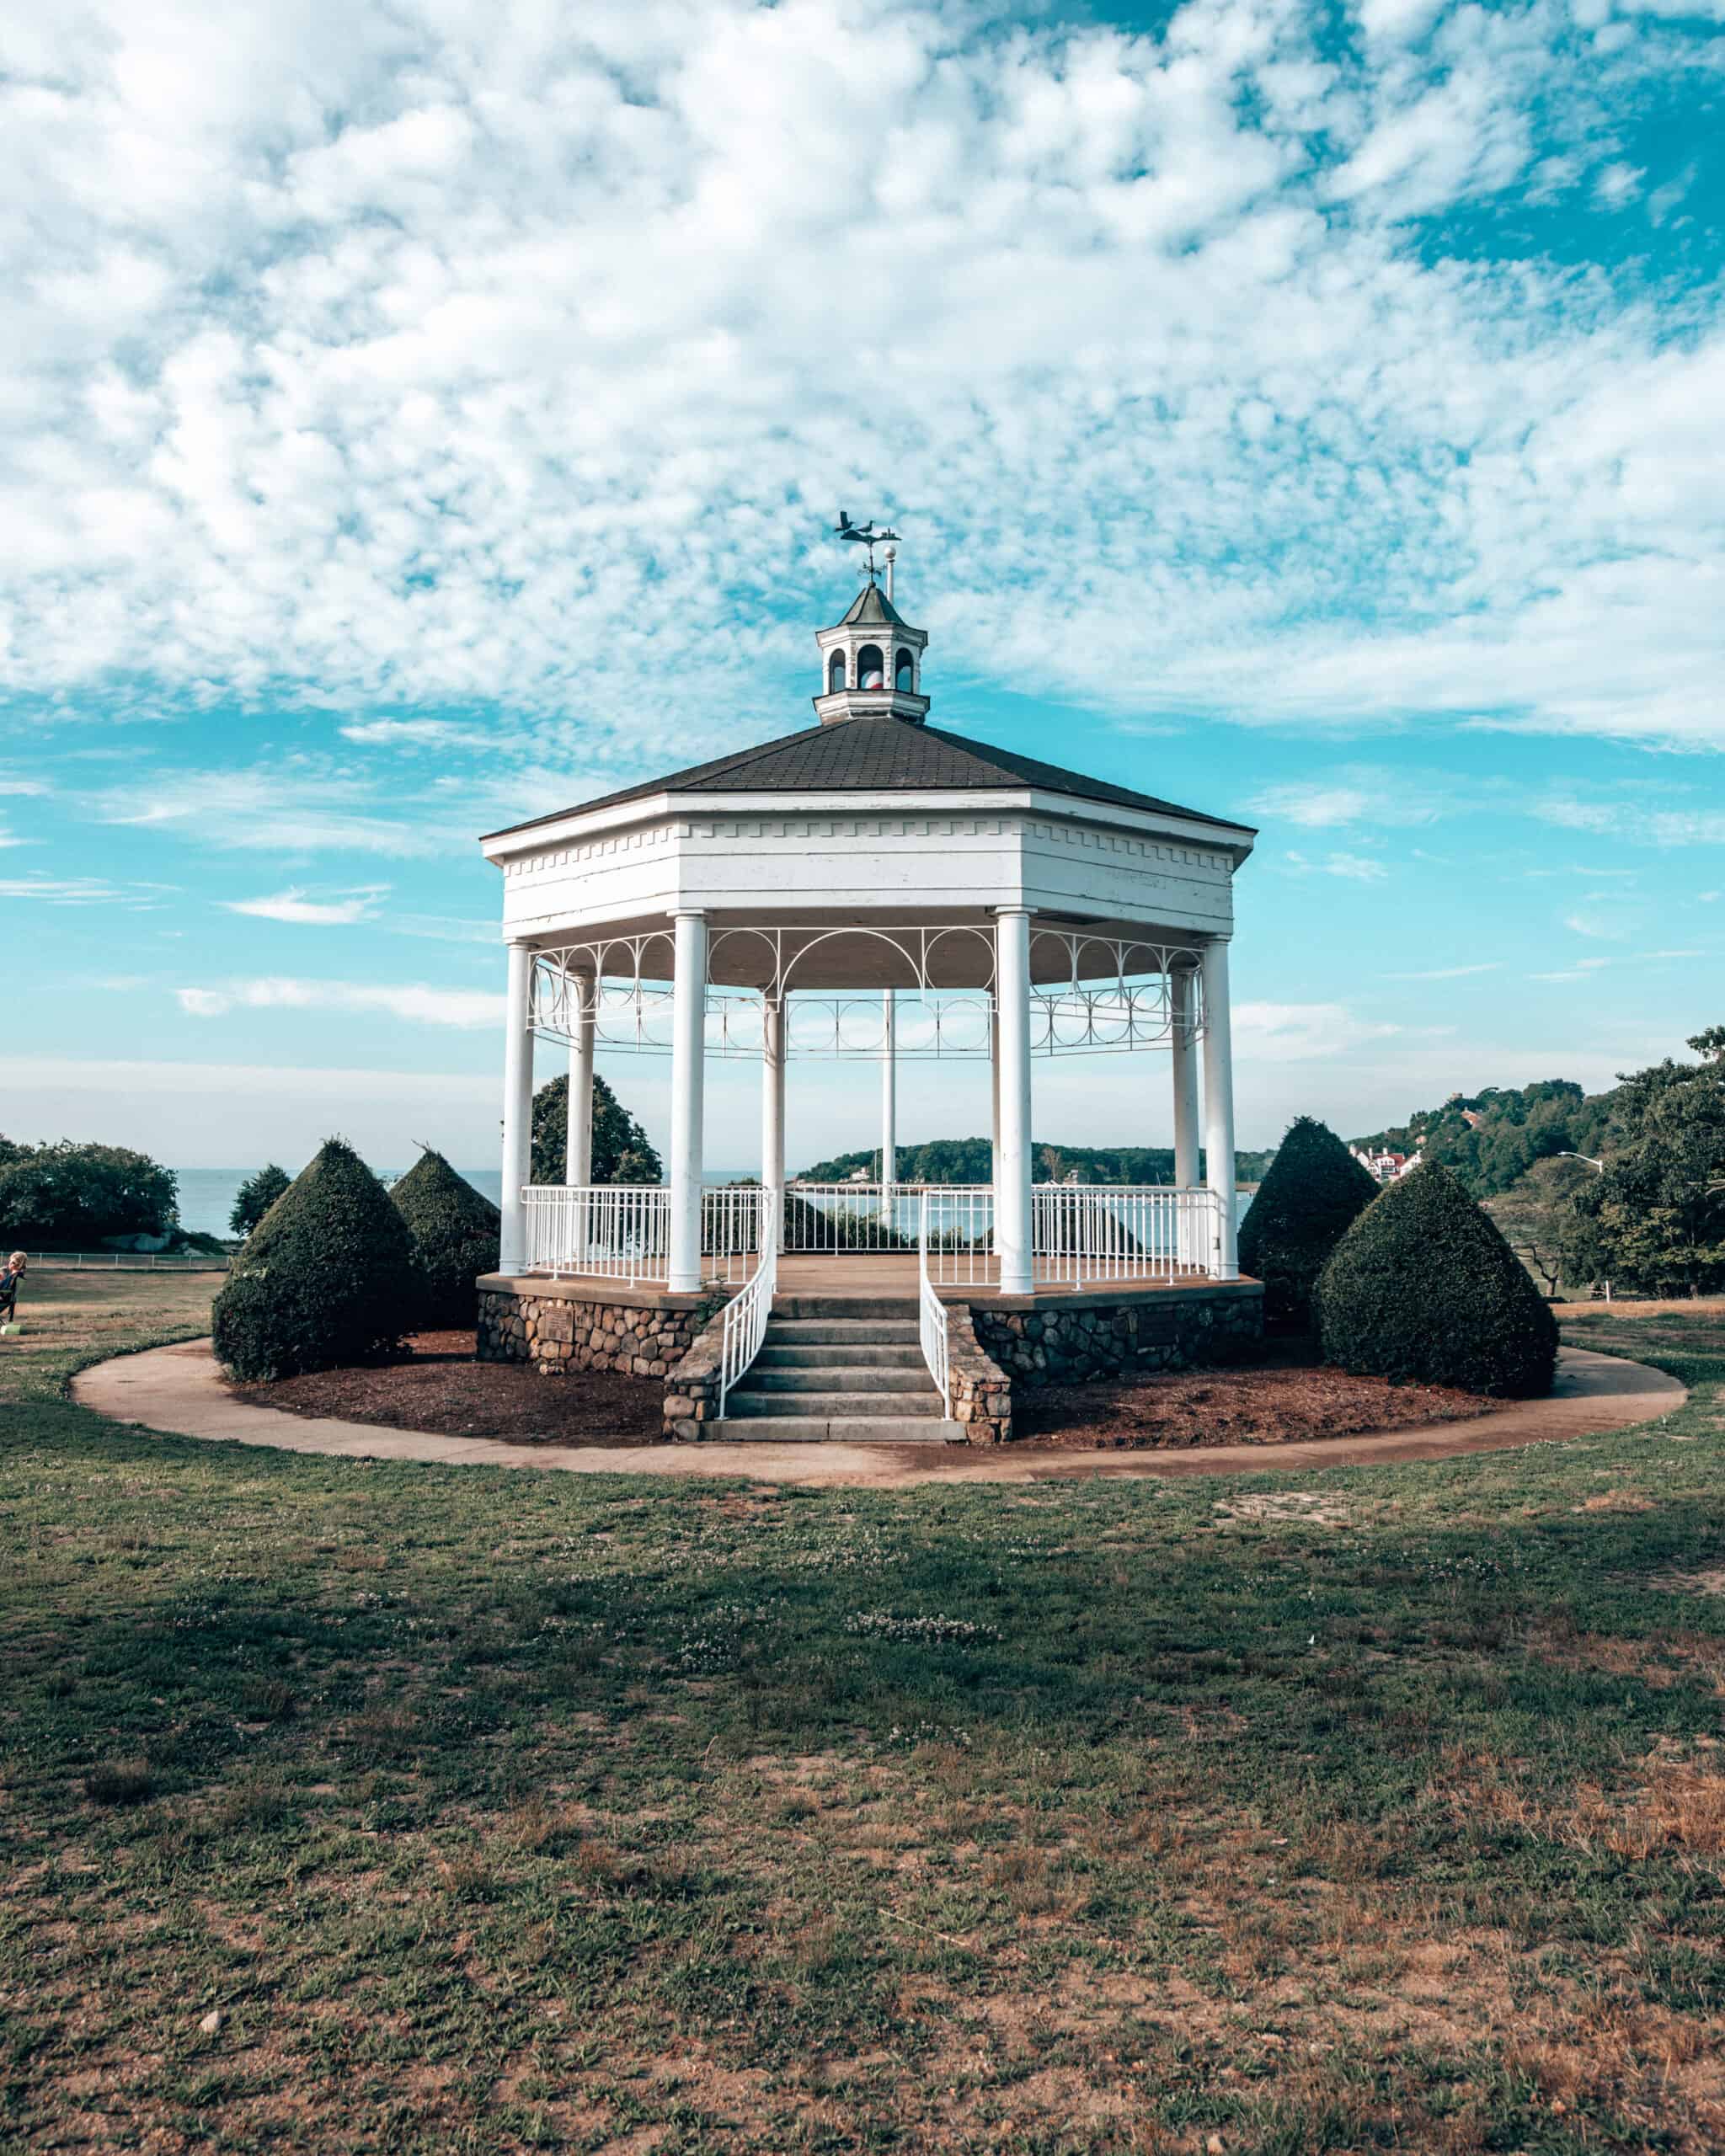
3;0;1721;1172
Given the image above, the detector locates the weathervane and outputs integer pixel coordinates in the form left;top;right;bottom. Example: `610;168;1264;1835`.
834;510;900;590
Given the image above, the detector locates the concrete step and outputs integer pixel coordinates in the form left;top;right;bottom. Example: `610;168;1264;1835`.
762;1319;921;1345
754;1342;927;1370
748;1365;934;1395
710;1415;965;1444
724;1388;944;1420
770;1296;919;1321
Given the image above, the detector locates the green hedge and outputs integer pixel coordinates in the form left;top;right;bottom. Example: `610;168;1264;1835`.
1316;1160;1558;1398
1237;1115;1381;1326
390;1149;500;1328
211;1138;425;1381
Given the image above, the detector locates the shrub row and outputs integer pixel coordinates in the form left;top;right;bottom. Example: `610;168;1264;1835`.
213;1140;499;1381
1244;1117;1557;1399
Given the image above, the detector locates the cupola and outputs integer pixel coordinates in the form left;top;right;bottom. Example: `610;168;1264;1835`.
814;567;929;726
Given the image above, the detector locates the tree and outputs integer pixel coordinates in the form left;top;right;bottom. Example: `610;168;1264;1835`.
1316;1161;1559;1397
0;1139;179;1247
1485;1155;1599;1297
1236;1115;1380;1326
231;1164;292;1238
212;1138;425;1381
1350;1077;1613;1198
530;1073;663;1185
1562;1029;1725;1298
390;1149;501;1326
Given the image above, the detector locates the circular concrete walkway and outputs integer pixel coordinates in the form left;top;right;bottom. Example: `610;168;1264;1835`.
71;1338;1685;1489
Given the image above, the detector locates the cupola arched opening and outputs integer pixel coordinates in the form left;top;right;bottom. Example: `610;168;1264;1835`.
895;647;914;691
827;649;846;694
857;643;884;690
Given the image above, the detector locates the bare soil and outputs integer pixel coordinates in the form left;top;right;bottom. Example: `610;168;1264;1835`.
238;1329;663;1442
1016;1342;1498;1449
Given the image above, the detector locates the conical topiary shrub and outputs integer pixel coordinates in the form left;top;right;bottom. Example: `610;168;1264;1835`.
1237;1115;1381;1326
212;1137;425;1381
1316;1160;1558;1397
389;1148;500;1328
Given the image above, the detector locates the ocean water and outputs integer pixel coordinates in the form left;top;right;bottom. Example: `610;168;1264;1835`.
173;1167;504;1239
170;1166;756;1238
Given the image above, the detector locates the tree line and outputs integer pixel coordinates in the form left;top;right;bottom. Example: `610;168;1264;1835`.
794;1138;1278;1184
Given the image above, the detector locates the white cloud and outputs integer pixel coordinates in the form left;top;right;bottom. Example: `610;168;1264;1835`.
222;885;387;924
1535;797;1725;847
0;1054;498;1165
1562;910;1632;941
1386;962;1501;980
176;975;503;1027
0;873;166;906
1287;848;1390;883
339;719;478;749
95;767;466;857
1234;1000;1401;1060
1593;160;1643;206
0;0;1718;753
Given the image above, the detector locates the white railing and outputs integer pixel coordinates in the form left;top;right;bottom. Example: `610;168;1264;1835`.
916;1192;950;1411
1030;1185;1223;1287
701;1185;770;1279
523;1184;670;1282
718;1228;777;1416
521;1182;1230;1289
522;1183;767;1284
782;1182;914;1251
918;1186;999;1287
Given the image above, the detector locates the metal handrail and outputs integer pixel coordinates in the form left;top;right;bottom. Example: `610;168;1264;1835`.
916;1191;950;1411
718;1203;777;1417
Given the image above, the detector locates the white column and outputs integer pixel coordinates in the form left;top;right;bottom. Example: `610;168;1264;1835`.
1200;937;1239;1281
565;974;594;1187
667;910;708;1293
499;941;535;1275
761;994;786;1255
989;1006;1001;1193
994;907;1033;1296
880;989;896;1193
1171;966;1200;1189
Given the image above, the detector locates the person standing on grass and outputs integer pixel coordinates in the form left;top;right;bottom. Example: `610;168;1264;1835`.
0;1251;25;1327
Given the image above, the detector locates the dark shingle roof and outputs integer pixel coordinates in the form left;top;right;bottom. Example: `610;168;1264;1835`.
837;582;905;627
483;717;1252;841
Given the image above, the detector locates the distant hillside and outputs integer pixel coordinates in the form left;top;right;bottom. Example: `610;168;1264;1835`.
1351;1079;1617;1199
795;1138;1277;1185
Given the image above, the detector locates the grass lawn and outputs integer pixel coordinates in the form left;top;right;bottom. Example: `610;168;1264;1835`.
3;1279;1724;2153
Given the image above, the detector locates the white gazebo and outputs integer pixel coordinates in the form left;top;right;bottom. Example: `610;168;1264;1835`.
478;539;1257;1429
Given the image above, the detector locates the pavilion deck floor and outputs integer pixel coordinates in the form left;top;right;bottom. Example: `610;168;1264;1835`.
508;1254;1255;1307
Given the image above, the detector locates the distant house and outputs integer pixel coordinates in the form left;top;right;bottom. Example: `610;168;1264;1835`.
1350;1145;1422;1184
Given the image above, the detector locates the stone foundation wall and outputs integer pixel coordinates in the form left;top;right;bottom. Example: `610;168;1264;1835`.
971;1281;1263;1388
476;1274;729;1381
663;1306;729;1439
946;1306;1014;1443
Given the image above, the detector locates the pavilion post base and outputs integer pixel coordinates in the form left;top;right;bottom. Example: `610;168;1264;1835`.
476;1272;733;1383
968;1277;1263;1390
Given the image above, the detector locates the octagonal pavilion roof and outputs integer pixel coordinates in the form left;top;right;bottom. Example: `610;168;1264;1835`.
483;713;1251;843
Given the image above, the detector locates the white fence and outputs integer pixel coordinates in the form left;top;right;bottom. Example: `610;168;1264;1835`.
521;1181;1228;1288
521;1184;767;1284
25;1251;232;1272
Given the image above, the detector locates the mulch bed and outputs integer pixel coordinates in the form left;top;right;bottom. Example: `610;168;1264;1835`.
237;1331;663;1444
1014;1341;1498;1449
237;1332;1499;1453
